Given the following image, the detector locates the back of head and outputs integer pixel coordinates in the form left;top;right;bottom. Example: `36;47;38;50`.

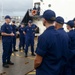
55;16;64;29
42;10;56;26
66;20;74;28
56;16;64;25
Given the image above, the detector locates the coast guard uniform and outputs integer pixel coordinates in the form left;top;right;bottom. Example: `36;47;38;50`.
66;20;75;75
19;27;25;50
35;10;64;75
24;23;35;56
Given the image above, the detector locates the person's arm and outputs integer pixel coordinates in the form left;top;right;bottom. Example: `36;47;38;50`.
34;54;43;69
34;25;38;31
1;32;14;36
1;25;14;36
23;27;26;35
35;27;38;31
1;32;11;36
23;31;26;35
34;35;48;69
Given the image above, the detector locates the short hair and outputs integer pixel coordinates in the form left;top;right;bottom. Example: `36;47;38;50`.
46;19;55;24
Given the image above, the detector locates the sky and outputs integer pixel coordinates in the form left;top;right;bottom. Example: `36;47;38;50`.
0;0;33;16
0;0;75;19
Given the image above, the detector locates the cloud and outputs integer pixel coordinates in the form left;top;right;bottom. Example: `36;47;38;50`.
0;0;33;16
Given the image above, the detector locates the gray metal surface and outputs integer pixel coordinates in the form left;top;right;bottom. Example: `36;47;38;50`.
0;39;37;75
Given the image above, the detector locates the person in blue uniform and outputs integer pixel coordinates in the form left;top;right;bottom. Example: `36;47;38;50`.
1;15;14;68
19;23;25;51
73;18;75;28
31;22;37;36
32;24;37;30
34;10;64;75
23;20;36;57
11;21;18;52
37;6;40;15
66;20;75;75
55;16;71;75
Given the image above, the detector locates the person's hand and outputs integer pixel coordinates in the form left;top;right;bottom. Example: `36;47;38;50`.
23;31;26;35
10;33;15;36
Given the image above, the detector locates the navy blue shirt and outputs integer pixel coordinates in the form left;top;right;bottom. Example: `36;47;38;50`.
36;26;63;75
19;27;24;37
11;25;17;35
1;23;13;42
57;28;70;59
68;30;75;50
24;25;35;38
32;24;37;29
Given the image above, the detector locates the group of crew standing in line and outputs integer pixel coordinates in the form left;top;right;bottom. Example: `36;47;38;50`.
1;16;37;68
34;10;75;75
1;9;75;75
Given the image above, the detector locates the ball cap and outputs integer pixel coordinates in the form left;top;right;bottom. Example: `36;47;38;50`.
41;10;56;21
56;16;64;24
12;21;15;23
73;18;75;21
28;20;32;23
5;15;11;19
66;20;74;28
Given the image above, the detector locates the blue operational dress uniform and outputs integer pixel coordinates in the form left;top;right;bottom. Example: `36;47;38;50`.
35;10;64;75
1;23;13;65
11;24;17;51
19;27;25;50
32;24;37;30
55;17;71;75
32;24;37;36
36;26;63;75
24;24;35;56
66;20;75;75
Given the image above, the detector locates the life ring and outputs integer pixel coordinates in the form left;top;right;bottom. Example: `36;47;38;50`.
32;10;37;16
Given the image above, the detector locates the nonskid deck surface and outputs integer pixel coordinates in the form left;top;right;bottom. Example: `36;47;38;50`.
0;39;37;75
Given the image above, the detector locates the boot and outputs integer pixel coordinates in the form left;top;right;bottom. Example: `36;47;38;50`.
3;63;9;68
25;53;28;57
32;53;36;56
7;61;14;65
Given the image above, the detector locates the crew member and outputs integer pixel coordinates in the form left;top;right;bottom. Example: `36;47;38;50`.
11;21;18;52
34;10;64;75
24;20;36;57
55;16;71;75
19;23;25;51
1;15;14;68
66;20;75;75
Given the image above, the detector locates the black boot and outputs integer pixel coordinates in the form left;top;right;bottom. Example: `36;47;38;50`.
25;53;28;57
19;48;21;51
14;49;18;52
32;53;36;56
7;61;14;65
3;63;9;68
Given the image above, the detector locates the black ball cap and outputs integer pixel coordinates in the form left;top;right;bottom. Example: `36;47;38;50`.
12;21;15;23
73;18;75;21
5;15;11;19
